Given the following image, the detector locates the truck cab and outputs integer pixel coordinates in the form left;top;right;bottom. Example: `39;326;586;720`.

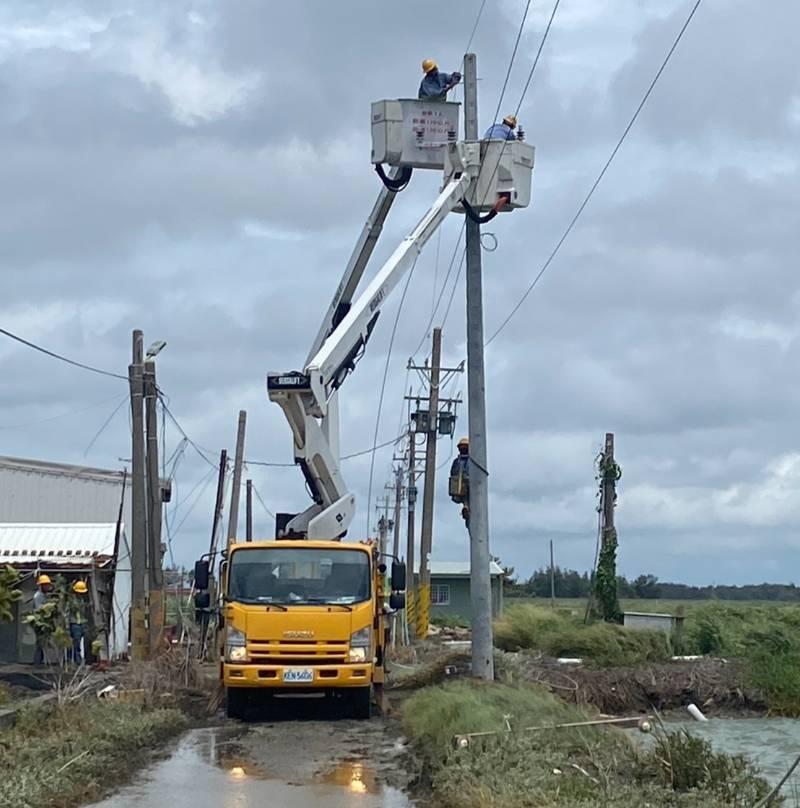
201;539;404;719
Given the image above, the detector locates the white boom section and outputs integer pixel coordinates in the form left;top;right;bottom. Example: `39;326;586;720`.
305;167;404;367
307;173;471;416
269;170;472;539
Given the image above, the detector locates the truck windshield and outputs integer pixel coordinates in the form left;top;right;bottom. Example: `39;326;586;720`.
227;547;370;605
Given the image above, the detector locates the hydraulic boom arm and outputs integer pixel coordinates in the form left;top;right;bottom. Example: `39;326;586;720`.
267;171;472;539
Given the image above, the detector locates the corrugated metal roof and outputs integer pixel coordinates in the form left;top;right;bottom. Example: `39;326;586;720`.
0;456;131;526
0;455;129;485
0;523;123;565
423;561;505;576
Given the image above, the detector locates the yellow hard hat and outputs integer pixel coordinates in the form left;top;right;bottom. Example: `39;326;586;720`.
73;581;88;594
422;58;438;74
503;114;518;128
457;437;469;448
37;574;51;586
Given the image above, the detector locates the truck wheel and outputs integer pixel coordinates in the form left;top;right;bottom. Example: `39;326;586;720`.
351;686;373;720
226;687;248;720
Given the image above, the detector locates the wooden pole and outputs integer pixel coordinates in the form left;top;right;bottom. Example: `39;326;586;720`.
550;539;556;608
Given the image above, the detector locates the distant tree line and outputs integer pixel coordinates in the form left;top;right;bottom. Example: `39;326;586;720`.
508;566;800;602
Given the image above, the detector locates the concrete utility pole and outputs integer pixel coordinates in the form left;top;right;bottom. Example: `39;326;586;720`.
143;358;164;653
550;539;556;609
417;327;442;639
602;433;615;535
464;52;494;680
390;466;403;559
246;479;253;542
128;330;148;661
227;410;247;549
406;434;417;589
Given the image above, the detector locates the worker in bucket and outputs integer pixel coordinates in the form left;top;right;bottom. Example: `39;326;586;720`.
32;574;52;665
69;580;89;665
448;438;470;528
418;59;461;102
484;113;518;141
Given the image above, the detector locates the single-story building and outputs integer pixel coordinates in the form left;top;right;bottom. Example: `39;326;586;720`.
0;455;134;662
0;523;132;663
425;561;505;621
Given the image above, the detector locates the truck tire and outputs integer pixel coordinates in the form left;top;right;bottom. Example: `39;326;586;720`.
226;687;248;720
351;686;373;720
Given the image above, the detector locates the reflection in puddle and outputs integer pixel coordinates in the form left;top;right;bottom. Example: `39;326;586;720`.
320;760;379;794
87;728;412;808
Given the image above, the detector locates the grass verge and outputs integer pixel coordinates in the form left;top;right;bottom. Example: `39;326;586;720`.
0;701;189;808
494;604;671;666
402;681;774;807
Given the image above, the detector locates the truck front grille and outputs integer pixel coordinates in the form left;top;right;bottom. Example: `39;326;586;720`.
247;639;347;664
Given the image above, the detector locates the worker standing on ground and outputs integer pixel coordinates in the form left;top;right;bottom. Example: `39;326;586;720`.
448;438;471;528
32;574;51;665
418;59;461;101
484;114;518;141
69;580;89;665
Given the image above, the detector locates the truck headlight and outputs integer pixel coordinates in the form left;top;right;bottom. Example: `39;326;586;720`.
348;626;370;663
225;626;248;663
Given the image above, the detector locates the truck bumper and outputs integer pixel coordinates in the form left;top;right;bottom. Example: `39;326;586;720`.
224;663;373;689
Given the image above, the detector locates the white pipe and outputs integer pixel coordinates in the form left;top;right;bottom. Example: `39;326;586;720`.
687;703;708;722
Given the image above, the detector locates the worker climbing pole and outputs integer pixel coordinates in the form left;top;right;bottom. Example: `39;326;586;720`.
448;437;471;528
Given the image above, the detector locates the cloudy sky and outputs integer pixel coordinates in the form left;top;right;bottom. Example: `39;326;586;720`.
1;0;797;585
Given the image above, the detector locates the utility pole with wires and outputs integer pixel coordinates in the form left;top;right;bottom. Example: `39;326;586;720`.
407;328;463;639
388;465;404;559
375;496;393;560
128;330;148;661
227;410;247;550
246;479;253;541
197;448;227;660
464;52;495;680
143;356;165;655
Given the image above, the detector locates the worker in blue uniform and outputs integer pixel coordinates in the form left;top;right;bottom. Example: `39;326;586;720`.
448;437;470;529
418;58;461;101
484;114;518;140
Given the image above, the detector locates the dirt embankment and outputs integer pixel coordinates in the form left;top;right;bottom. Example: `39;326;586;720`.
391;650;764;716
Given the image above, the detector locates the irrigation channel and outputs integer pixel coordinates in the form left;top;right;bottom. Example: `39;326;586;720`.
647;716;800;787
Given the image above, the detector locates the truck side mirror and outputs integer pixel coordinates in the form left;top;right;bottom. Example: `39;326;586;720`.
194;559;209;591
389;592;406;611
391;561;406;592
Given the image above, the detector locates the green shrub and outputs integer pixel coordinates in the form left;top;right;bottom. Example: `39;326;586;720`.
641;728;772;807
745;651;800;717
494;604;671;667
0;701;188;808
402;680;583;766
402;681;773;807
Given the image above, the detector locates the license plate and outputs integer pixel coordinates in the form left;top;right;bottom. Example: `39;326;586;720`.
283;668;314;683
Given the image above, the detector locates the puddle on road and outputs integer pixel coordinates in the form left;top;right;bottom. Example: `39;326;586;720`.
88;728;412;808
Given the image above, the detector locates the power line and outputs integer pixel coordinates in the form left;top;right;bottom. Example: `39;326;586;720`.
0;327;127;381
487;0;704;345
513;0;562;119
158;396;218;470
0;394;123;430
465;0;488;53
365;259;418;537
492;0;533;126
411;225;465;358
249;480;275;520
171;466;218;537
83;395;129;456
